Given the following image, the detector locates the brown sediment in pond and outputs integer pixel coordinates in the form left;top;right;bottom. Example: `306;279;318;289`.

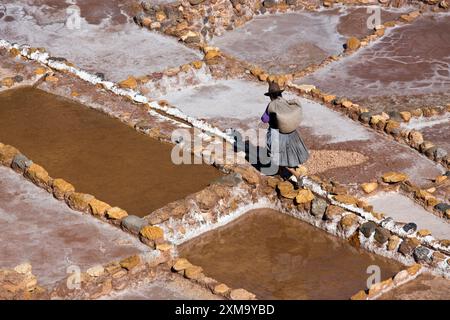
0;87;221;216
179;209;403;300
379;274;450;300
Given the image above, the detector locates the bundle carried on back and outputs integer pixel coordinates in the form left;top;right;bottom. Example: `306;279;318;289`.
267;98;303;134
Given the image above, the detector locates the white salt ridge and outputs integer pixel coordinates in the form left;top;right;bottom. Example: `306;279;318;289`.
165;194;277;246
402;114;450;131
0;39;234;144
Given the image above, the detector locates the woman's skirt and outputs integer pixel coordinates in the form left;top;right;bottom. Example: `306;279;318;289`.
266;128;309;168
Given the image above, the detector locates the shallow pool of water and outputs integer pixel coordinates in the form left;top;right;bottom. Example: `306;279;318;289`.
0;87;221;216
179;208;403;300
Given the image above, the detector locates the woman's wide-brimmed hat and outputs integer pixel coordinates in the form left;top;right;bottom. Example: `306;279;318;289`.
264;81;284;96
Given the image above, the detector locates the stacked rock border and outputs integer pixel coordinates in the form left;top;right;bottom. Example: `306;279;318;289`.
351;263;424;300
357;171;450;221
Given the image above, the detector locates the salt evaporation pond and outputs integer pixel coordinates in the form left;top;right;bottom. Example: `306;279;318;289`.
0;87;221;216
179;209;403;300
299;13;450;112
211;7;405;74
0;0;201;82
0;166;148;286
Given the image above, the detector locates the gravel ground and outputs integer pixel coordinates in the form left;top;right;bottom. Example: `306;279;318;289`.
304;149;369;175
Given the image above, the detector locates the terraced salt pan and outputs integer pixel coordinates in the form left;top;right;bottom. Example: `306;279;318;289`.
0;166;149;287
402;115;450;153
211;10;347;74
0;1;201;82
210;6;408;74
161;78;443;185
299;13;450;111
366;192;450;239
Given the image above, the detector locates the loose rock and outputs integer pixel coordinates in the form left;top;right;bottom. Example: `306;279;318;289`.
360;221;377;238
52;178;75;200
311;198;327;217
106;207;128;220
230;288;256;300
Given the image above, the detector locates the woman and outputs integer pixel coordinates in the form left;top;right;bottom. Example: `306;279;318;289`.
261;81;309;188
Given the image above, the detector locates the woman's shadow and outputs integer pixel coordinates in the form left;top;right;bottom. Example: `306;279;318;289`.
230;129;279;176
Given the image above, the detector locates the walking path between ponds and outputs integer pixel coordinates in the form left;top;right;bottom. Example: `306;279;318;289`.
0;166;148;288
365;192;450;240
160;78;444;186
0;87;221;217
179;208;403;300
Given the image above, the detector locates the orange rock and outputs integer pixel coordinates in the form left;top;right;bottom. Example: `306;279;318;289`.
346;37;361;50
52;178;75;200
382;172;408;183
334;194;359;205
351;290;368;300
67;192;95;212
295;189;315;204
214;283;230;295
250;66;263;77
361;182;378;194
435;175;448;184
0;144;20;166
119;255;141;270
205;49;221;60
339;213;359;229
406;263;422;276
106;207;128;220
399;111;412;122
230;288;256;300
45;75;59;83
1;77;14;88
172;258;192;272
119;76;138;90
191;60;203;69
323;94;336;103
34;67;47;75
184;266;203;280
89;199;111;216
24;164;52;190
417;229;431;237
140;225;164;241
